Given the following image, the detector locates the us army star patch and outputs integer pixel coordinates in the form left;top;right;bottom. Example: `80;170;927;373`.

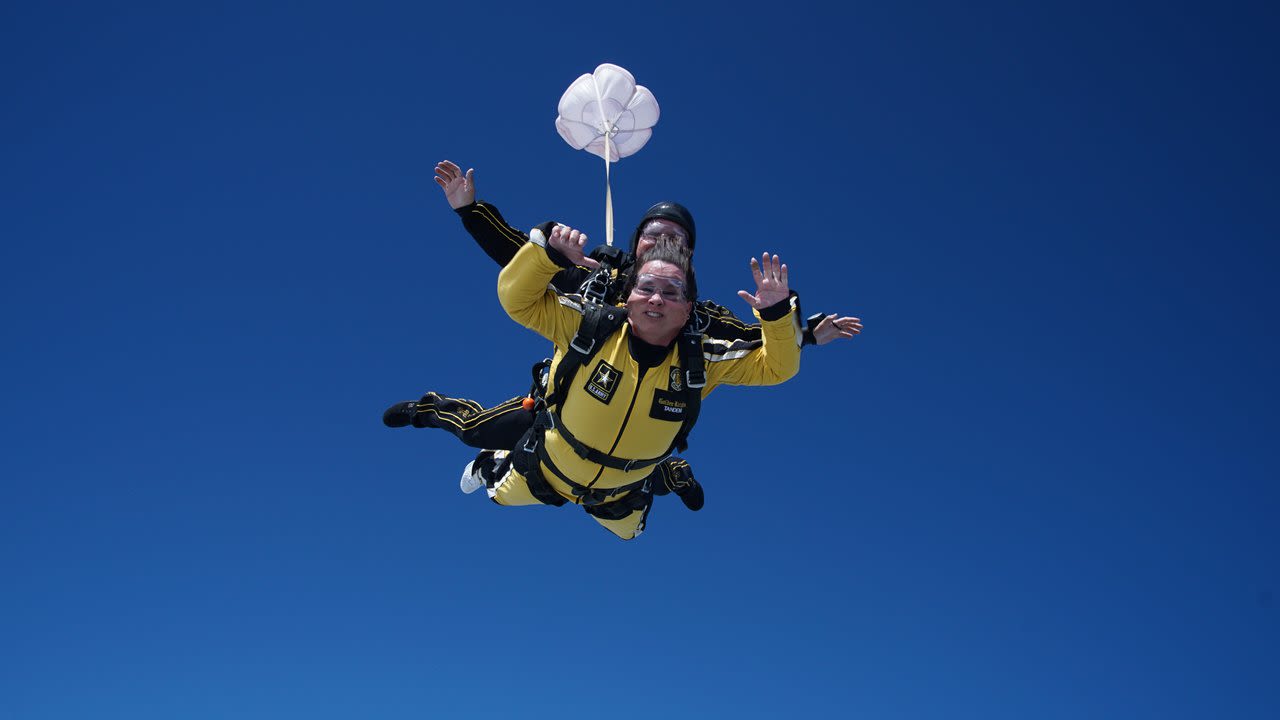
584;360;621;404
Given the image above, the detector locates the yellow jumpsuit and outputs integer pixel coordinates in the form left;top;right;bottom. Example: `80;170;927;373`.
492;243;801;539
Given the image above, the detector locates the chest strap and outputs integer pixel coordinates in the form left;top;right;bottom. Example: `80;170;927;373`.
534;438;650;506
542;407;671;472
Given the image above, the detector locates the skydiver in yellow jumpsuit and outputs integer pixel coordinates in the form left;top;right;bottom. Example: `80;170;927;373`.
478;225;801;539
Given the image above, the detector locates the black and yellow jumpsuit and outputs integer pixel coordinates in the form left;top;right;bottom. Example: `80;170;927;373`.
489;242;801;540
398;201;822;501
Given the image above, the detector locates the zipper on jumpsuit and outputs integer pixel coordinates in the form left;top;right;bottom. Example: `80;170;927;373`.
578;363;650;502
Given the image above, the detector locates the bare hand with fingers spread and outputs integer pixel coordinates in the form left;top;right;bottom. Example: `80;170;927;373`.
813;315;863;345
737;252;790;311
434;160;475;210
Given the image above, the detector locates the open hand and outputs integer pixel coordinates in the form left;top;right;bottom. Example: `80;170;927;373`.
737;252;789;310
434;160;475;209
813;314;863;345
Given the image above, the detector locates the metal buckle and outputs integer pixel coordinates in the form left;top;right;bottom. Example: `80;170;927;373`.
685;369;706;389
569;334;595;355
582;271;609;305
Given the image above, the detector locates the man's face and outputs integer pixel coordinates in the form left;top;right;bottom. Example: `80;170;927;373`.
626;259;692;343
635;218;690;260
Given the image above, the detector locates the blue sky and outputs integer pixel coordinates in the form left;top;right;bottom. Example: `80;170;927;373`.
3;1;1277;718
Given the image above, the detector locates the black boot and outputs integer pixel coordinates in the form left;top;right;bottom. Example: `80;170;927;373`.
381;393;439;428
382;401;416;427
656;458;704;512
673;478;705;512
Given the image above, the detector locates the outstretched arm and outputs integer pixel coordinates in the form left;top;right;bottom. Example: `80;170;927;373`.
703;253;801;388
437;160;595;294
437;160;527;266
734;254;862;347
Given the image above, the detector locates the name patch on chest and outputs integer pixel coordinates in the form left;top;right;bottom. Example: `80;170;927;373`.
583;360;621;404
649;389;688;421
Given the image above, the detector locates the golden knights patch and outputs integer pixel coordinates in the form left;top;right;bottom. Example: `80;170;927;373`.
584;360;621;404
668;366;683;392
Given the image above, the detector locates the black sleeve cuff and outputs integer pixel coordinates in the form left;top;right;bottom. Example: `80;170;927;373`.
758;294;796;322
802;312;825;346
544;244;576;269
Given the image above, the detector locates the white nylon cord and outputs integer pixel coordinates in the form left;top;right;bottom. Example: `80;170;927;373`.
604;130;614;247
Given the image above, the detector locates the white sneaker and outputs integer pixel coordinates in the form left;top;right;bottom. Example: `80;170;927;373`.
460;450;510;495
459;457;488;495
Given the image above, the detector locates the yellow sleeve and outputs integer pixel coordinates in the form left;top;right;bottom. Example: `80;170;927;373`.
497;243;583;348
702;303;801;390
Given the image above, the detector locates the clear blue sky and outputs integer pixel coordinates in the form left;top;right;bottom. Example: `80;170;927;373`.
3;1;1277;718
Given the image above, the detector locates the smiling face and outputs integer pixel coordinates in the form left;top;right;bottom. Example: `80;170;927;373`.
626;259;693;346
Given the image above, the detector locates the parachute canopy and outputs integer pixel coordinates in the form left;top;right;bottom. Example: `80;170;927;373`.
555;63;660;162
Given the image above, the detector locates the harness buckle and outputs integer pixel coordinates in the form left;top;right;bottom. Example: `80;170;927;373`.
581;264;615;305
571;484;605;506
685;369;707;389
569;334;596;355
583;277;609;304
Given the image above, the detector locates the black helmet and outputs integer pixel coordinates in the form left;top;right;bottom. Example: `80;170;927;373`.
629;201;696;255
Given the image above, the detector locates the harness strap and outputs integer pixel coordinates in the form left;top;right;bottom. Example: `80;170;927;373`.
535;441;649;506
544;408;671;472
581;488;652;521
527;357;551;401
530;266;705;480
545;303;627;410
671;325;705;453
509;422;568;508
513;414;648;507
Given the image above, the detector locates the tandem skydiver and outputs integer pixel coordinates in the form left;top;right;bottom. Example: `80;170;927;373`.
383;160;862;514
478;228;799;538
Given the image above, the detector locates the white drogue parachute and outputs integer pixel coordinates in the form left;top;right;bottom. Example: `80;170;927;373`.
555;63;659;247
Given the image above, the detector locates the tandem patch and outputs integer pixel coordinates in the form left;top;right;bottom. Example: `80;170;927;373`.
649;389;688;422
584;360;621;404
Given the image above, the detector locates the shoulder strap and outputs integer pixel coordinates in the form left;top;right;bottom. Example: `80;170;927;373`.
543;302;628;411
672;321;705;453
